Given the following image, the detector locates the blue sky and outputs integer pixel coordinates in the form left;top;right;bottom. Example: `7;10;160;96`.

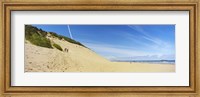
32;24;175;60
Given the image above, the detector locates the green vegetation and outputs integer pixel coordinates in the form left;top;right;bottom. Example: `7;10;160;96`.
25;25;86;49
28;33;52;48
25;25;52;48
25;25;47;39
53;43;63;51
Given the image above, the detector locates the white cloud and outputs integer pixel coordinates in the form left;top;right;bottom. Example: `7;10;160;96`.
85;43;152;56
110;54;175;61
84;42;171;58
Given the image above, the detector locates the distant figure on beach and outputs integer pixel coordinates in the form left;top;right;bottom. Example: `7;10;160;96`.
64;48;68;52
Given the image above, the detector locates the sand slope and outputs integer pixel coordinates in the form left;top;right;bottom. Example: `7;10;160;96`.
25;37;175;72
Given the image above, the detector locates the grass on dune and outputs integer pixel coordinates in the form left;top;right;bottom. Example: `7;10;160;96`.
53;43;63;51
25;25;86;49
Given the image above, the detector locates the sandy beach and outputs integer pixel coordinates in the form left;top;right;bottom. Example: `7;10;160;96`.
25;37;175;72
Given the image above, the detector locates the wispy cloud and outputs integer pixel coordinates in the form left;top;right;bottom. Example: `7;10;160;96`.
127;25;175;54
86;43;172;59
84;42;174;60
85;43;151;56
128;25;163;45
75;25;175;60
67;25;73;39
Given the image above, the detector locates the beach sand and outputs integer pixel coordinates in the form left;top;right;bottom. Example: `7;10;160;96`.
25;38;175;72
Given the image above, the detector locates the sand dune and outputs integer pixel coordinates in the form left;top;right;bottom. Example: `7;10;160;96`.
25;38;175;72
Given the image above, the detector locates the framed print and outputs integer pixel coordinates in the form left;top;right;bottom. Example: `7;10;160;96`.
0;0;199;97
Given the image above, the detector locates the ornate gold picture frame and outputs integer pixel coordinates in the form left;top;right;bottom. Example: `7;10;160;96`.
0;0;199;97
